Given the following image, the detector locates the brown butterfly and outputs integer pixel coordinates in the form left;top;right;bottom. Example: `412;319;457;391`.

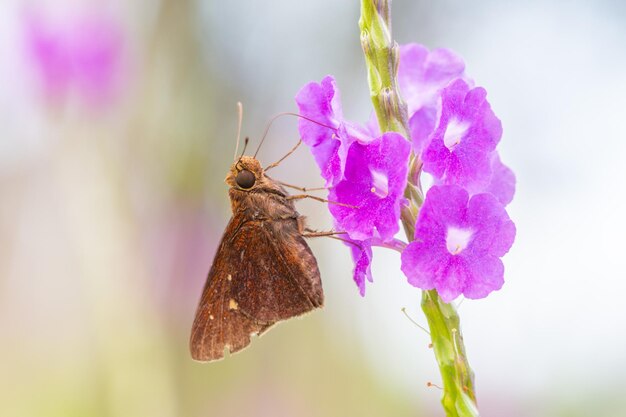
189;151;325;362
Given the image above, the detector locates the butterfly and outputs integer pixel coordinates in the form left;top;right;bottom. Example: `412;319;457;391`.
189;154;324;362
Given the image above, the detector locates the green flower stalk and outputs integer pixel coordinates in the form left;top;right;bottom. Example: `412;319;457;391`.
359;0;409;138
359;1;480;416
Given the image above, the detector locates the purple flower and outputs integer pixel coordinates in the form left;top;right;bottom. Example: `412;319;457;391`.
398;44;468;153
348;238;373;296
296;75;371;186
346;236;407;296
329;132;410;242
401;185;515;302
421;79;502;194
296;76;412;295
23;11;125;107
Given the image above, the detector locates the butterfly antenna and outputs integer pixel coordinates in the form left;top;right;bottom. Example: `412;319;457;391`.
253;112;337;158
233;102;244;161
238;137;249;161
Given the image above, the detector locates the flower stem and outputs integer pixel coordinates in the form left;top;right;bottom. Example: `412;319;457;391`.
358;0;409;138
359;1;479;415
421;290;479;416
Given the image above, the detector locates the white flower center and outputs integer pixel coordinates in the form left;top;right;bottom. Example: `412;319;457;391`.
446;227;473;255
370;169;389;198
443;118;470;150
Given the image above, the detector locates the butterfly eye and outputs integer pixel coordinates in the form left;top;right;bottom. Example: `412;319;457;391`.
235;169;256;189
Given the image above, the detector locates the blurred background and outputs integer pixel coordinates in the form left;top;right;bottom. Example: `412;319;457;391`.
1;1;625;416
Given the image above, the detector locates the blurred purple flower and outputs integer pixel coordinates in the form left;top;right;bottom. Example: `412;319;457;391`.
398;44;467;115
296;75;372;186
421;79;502;194
329;132;410;242
23;11;125;106
401;185;515;302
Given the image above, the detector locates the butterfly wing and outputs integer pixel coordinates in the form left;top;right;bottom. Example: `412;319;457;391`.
189;214;323;362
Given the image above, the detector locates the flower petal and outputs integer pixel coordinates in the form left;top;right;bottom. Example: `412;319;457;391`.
461;255;505;300
398;44;469;153
348;239;373;296
398;44;466;115
296;76;344;185
408;107;437;154
296;75;373;186
401;241;445;291
329;132;410;241
414;185;469;243
466;193;516;258
486;152;516;206
436;257;470;303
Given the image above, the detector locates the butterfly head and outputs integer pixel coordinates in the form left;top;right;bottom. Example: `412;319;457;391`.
226;156;266;191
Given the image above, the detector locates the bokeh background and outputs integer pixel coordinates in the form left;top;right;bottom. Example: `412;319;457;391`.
2;1;625;416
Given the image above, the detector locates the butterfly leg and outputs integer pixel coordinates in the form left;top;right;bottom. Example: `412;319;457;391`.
287;194;357;209
302;229;346;238
277;181;327;193
264;140;302;171
301;227;363;249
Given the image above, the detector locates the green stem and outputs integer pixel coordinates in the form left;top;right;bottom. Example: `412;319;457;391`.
421;290;479;416
359;1;479;416
359;0;409;137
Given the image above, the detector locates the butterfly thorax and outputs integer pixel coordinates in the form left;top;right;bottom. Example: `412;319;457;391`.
228;187;298;222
